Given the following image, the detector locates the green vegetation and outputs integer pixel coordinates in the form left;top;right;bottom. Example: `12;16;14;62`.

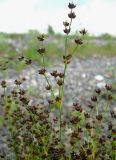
0;30;116;64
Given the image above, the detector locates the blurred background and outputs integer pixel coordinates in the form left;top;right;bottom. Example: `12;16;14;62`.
0;0;116;62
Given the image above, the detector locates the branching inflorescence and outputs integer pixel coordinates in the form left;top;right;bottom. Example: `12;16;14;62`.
0;2;116;160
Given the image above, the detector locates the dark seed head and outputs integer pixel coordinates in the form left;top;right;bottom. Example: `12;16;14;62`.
79;28;87;35
105;84;112;91
107;94;113;101
57;79;63;86
37;34;45;41
45;85;51;90
68;12;76;19
63;28;70;34
91;95;97;102
1;80;7;88
25;59;32;65
38;68;46;75
96;114;103;122
73;102;83;112
37;48;45;54
63;21;69;27
75;38;83;45
95;88;101;95
68;2;76;9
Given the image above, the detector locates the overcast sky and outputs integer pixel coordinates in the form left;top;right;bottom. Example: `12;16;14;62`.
0;0;116;35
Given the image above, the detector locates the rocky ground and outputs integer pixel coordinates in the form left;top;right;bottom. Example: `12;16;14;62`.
0;56;116;159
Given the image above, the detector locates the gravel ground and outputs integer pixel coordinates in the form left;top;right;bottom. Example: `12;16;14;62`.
0;56;116;159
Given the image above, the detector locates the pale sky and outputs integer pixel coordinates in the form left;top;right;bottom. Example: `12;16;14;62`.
0;0;116;35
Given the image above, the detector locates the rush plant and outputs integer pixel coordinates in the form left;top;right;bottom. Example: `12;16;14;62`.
0;2;116;160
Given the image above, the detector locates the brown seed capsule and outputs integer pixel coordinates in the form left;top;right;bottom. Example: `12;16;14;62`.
11;90;18;97
79;28;87;35
78;127;83;133
68;2;76;9
99;135;106;143
51;70;58;78
88;101;94;109
25;59;32;65
72;130;79;138
1;80;6;88
70;116;81;124
22;77;26;81
73;102;83;112
75;38;83;45
108;122;113;130
107;94;113;101
58;72;64;78
63;28;70;34
63;54;72;64
55;96;61;102
18;89;26;95
14;80;22;85
68;12;76;19
95;88;101;95
112;128;116;135
48;99;53;105
45;85;51;90
96;114;103;122
110;110;116;118
105;84;112;91
85;122;93;133
63;21;69;27
91;95;97;102
57;79;63;86
37;34;45;41
18;56;24;61
38;68;46;75
86;148;92;155
37;48;45;54
53;116;58;124
84;112;90;118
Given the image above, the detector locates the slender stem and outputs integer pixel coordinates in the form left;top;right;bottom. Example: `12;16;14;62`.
61;63;67;97
72;45;78;55
44;74;55;99
101;101;110;124
42;54;55;100
59;86;61;98
59;11;75;143
59;107;62;143
64;35;68;56
95;101;99;116
42;54;45;67
69;144;72;160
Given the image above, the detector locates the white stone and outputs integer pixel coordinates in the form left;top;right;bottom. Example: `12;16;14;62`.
81;73;86;78
94;75;104;81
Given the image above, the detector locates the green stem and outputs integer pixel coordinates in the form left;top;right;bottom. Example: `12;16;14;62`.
61;63;67;98
101;101;110;124
69;144;72;160
59;107;62;143
44;74;55;99
64;35;68;56
42;54;55;100
95;101;99;116
72;45;78;55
